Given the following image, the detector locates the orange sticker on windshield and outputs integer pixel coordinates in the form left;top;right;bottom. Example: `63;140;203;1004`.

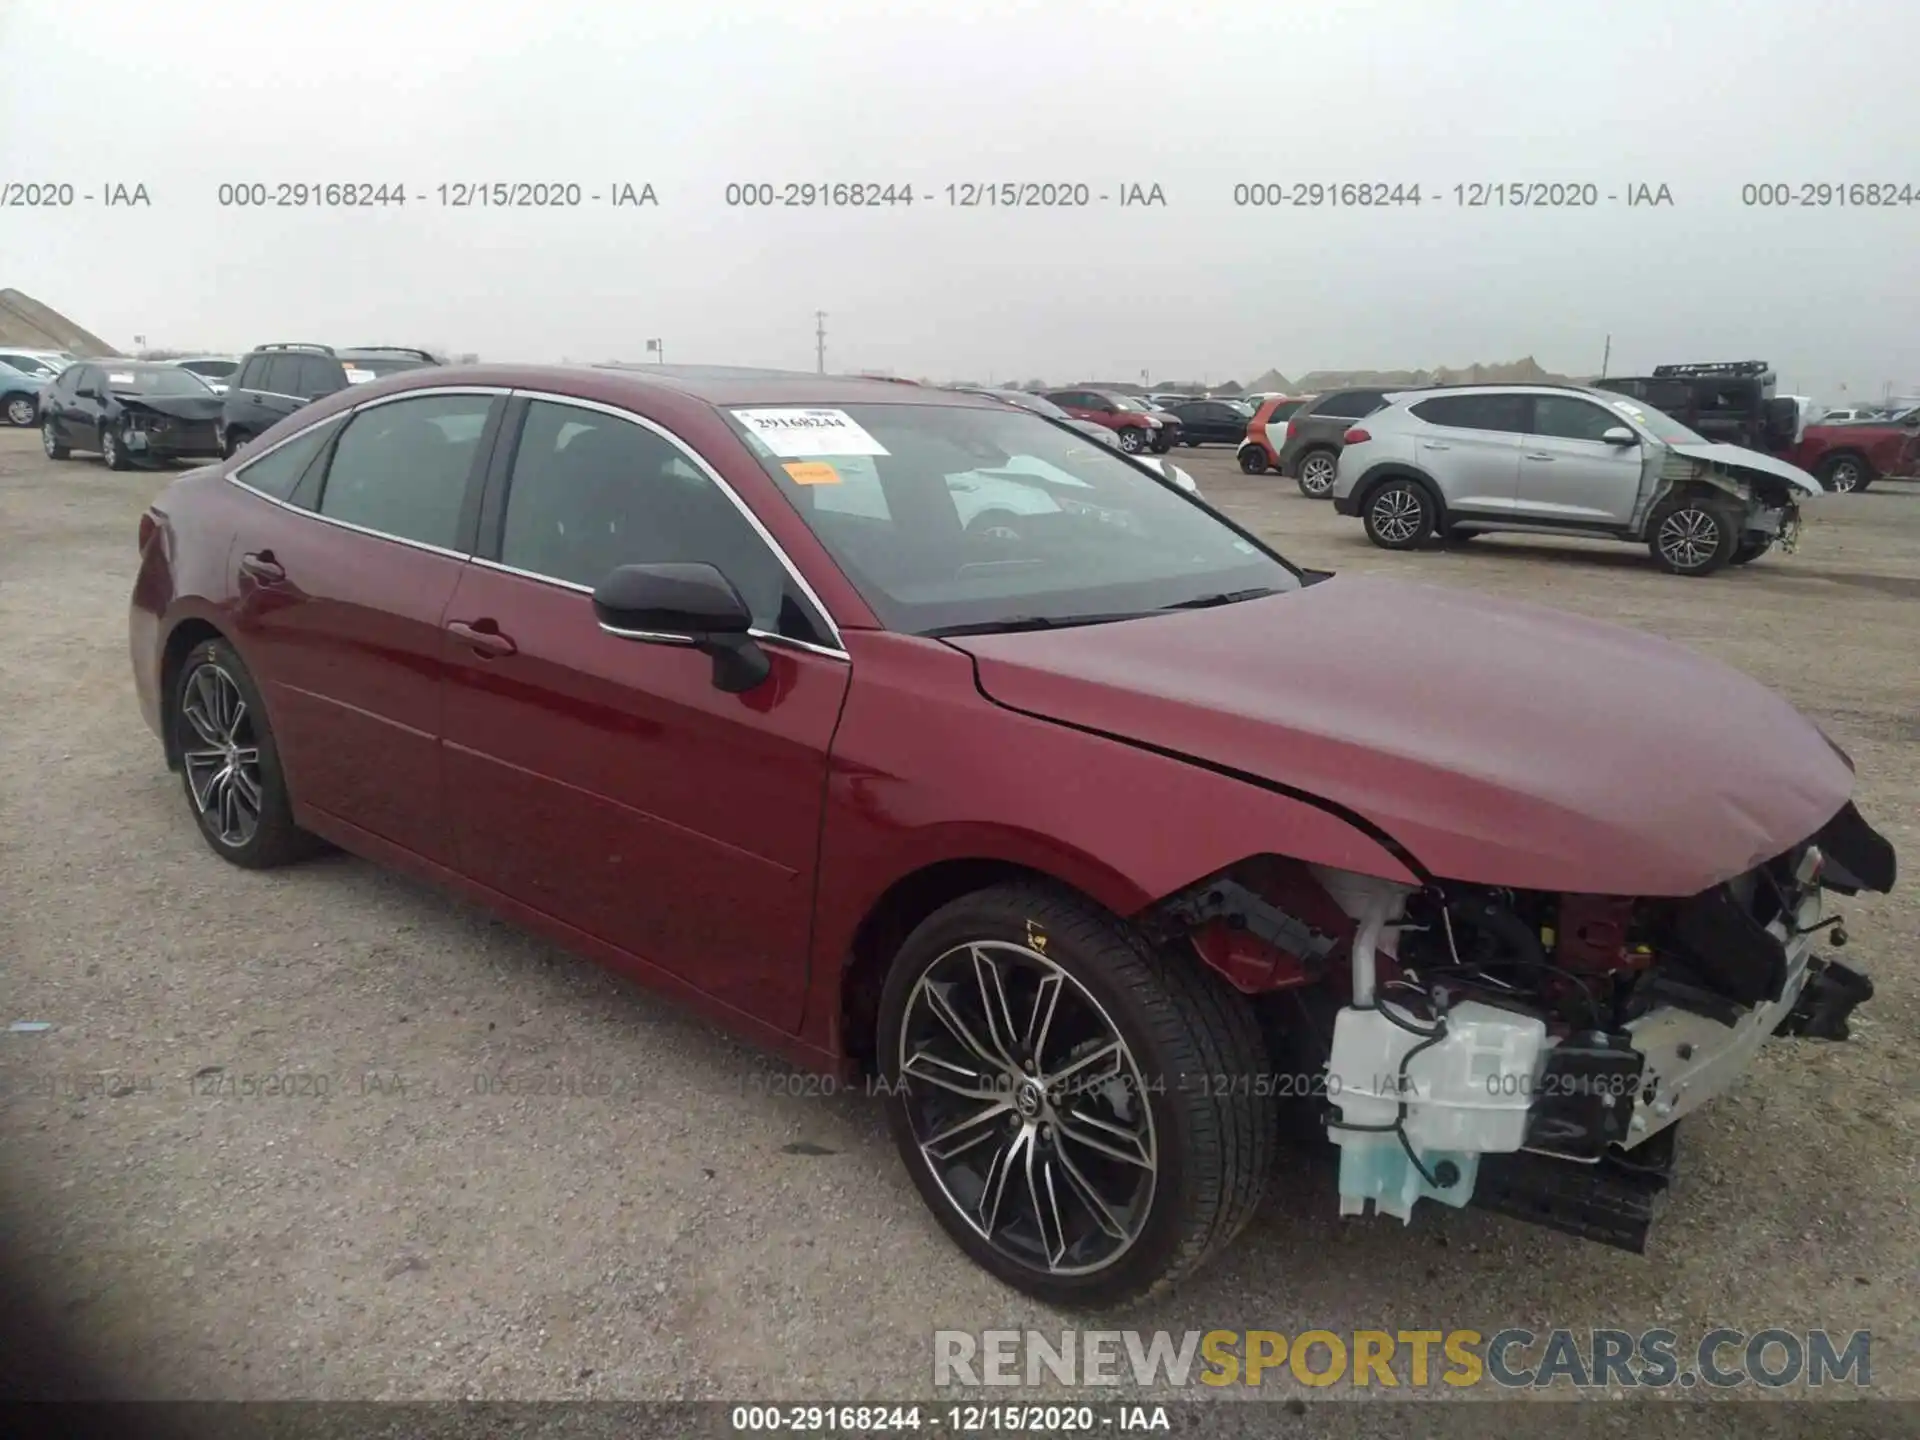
784;461;841;485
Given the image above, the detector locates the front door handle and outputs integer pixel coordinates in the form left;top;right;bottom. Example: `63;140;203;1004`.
447;619;517;657
238;550;285;583
1524;452;1555;461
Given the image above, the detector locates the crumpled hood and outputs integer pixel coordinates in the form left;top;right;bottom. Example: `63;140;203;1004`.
1669;441;1823;496
946;574;1855;897
116;392;226;421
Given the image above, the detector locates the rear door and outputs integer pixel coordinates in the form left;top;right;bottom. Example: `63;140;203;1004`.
226;387;504;865
437;394;851;1029
1405;393;1529;511
1514;393;1648;524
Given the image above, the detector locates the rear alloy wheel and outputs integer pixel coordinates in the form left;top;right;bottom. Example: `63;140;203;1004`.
170;638;323;868
1237;446;1270;475
100;425;131;471
1116;427;1147;454
1362;478;1435;550
878;883;1273;1308
4;394;35;427
1295;450;1338;499
1647;494;1740;576
42;419;70;459
1820;455;1870;493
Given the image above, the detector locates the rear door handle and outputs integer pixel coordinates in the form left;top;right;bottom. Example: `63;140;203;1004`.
447;619;517;657
1525;452;1555;461
1422;441;1451;450
238;550;285;583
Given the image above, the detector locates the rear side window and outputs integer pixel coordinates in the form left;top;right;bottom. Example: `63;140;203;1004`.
1313;391;1386;419
232;416;346;501
237;356;267;388
1409;394;1529;432
317;394;494;550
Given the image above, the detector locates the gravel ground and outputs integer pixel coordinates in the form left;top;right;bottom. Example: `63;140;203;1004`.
0;427;1915;1413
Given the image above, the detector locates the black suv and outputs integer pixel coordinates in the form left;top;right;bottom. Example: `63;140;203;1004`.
220;344;439;455
1275;388;1396;498
1591;361;1800;454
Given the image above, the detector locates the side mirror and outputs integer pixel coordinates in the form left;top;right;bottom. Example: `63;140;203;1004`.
591;562;770;693
1600;426;1638;446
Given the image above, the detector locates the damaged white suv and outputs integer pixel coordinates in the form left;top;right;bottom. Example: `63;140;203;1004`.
1331;385;1823;575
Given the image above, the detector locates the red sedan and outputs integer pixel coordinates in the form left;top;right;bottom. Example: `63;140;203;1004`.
130;364;1894;1305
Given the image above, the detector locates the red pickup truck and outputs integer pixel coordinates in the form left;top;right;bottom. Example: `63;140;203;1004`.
1788;411;1920;493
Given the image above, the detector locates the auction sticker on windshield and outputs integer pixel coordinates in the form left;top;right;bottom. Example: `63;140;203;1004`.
782;461;842;485
734;407;891;457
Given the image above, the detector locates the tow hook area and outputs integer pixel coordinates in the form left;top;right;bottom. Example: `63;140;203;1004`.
1774;956;1875;1041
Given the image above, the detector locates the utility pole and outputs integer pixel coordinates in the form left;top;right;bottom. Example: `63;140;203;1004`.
1600;334;1611;378
815;312;827;374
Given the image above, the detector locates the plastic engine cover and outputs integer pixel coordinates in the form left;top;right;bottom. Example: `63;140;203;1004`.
1326;1000;1550;1223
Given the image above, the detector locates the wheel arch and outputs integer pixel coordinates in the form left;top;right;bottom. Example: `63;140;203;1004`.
1353;463;1446;520
158;616;233;770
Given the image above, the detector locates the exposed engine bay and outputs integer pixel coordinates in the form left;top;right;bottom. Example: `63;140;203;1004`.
1150;800;1895;1252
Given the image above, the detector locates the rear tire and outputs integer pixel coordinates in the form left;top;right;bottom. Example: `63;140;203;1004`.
1731;536;1773;565
169;638;325;869
1237;446;1270;475
876;882;1274;1309
1295;449;1339;499
4;393;35;427
1361;478;1436;550
1647;493;1741;576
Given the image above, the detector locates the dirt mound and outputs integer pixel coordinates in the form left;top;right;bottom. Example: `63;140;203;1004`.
1278;356;1572;392
0;289;119;356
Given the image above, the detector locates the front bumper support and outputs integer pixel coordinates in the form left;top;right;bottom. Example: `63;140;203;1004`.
1774;956;1874;1040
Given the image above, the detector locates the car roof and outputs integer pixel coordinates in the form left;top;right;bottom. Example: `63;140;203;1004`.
355;362;1007;410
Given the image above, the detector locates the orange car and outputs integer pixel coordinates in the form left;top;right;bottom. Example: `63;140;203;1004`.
1235;394;1313;473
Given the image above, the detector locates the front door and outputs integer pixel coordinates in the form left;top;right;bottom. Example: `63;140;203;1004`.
1513;394;1648;525
438;397;851;1030
225;389;502;864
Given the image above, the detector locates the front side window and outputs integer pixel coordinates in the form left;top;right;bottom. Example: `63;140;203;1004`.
1531;395;1629;442
317;393;493;549
233;415;346;501
498;400;813;637
731;401;1300;636
1605;397;1705;445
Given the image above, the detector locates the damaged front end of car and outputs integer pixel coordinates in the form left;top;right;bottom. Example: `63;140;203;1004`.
1147;800;1896;1253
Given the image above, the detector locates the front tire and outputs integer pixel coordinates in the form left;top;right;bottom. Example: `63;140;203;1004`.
1648;493;1740;576
41;419;70;459
1295;449;1339;499
100;425;131;471
169;639;323;869
1362;478;1436;550
1116;427;1147;454
1820;454;1869;493
877;882;1274;1309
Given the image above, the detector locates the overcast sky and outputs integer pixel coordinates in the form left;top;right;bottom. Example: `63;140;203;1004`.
2;0;1915;398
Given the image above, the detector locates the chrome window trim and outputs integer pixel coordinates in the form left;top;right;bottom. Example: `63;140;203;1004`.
503;388;848;655
222;385;513;558
470;555;850;662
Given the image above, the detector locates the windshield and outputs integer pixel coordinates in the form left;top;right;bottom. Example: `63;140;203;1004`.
1;355;57;378
994;390;1072;422
183;359;238;378
105;367;214;395
1604;395;1705;445
340;355;431;377
1107;395;1152;413
728;402;1299;635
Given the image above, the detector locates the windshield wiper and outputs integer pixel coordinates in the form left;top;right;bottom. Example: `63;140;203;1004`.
1159;586;1283;611
925;611;1149;638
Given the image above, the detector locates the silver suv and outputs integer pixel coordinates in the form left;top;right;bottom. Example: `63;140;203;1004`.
1330;385;1823;577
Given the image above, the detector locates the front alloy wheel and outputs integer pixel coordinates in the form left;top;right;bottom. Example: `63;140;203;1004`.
1296;450;1338;498
1647;495;1739;576
101;426;131;471
42;419;70;459
879;883;1275;1307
